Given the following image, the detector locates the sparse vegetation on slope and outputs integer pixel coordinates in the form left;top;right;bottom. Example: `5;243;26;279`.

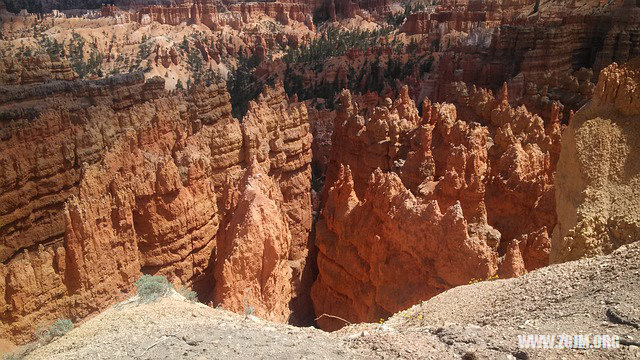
68;32;104;78
135;275;173;303
282;27;395;65
46;319;73;338
386;3;426;28
177;286;199;303
227;53;265;119
19;242;640;359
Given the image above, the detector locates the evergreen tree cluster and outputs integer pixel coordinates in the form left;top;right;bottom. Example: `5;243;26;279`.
37;34;64;61
282;28;433;110
282;27;395;65
178;33;224;87
68;32;103;78
136;34;153;69
227;53;264;119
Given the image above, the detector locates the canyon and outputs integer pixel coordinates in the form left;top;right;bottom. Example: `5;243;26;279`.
0;73;314;342
0;0;639;356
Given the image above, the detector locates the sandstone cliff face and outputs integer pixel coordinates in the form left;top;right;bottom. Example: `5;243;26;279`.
215;83;314;323
103;0;315;32
411;1;638;104
0;55;76;85
551;59;640;262
592;5;640;74
312;165;498;330
213;162;293;322
312;85;560;330
0;75;312;343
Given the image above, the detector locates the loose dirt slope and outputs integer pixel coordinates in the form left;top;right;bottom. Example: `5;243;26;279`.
20;243;640;360
379;241;640;359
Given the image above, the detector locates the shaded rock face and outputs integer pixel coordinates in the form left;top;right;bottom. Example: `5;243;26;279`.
307;106;335;175
409;1;640;104
312;85;560;330
592;6;640;74
0;76;313;343
552;59;640;263
2;0;103;13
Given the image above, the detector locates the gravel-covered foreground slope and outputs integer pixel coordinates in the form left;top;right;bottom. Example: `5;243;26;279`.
23;295;371;360
22;242;640;360
375;241;640;359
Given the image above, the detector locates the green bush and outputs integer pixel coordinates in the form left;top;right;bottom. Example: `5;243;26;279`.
177;286;199;302
48;318;73;337
32;318;73;346
135;275;173;303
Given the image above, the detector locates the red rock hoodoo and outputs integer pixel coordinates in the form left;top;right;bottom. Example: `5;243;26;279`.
311;85;560;330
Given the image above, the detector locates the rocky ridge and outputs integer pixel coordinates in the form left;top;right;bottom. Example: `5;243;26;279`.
0;74;313;343
16;241;640;360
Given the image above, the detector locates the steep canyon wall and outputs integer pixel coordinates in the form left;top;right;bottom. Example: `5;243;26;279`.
409;2;640;104
0;74;313;343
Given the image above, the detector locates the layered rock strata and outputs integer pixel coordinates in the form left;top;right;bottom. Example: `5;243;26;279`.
0;55;76;85
103;0;315;31
0;75;312;343
409;1;639;103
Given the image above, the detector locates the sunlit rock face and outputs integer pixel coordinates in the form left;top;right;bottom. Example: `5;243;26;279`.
312;85;559;330
0;76;313;343
552;59;640;263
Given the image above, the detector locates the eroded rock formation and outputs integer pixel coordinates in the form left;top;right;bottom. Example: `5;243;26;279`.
552;59;640;262
102;0;315;31
409;1;640;104
0;75;312;343
312;84;560;330
2;0;639;348
0;55;76;85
